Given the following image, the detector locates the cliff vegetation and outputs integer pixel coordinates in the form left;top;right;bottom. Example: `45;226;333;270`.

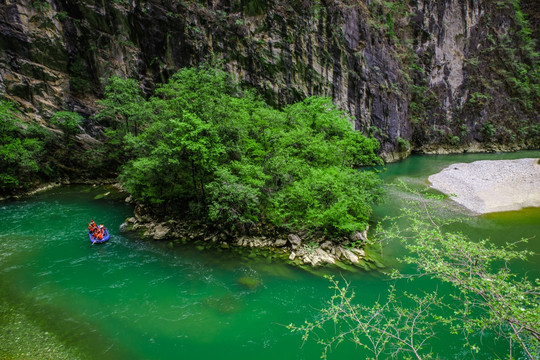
0;0;538;168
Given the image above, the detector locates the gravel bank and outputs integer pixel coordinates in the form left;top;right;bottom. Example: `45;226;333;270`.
428;158;540;214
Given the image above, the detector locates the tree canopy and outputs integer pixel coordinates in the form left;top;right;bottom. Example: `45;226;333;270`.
98;66;383;237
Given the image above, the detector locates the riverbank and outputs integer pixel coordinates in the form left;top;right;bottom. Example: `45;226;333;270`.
428;158;540;214
122;203;383;270
382;141;539;163
0;179;120;202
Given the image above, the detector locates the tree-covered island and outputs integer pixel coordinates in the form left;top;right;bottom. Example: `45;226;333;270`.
1;65;386;267
101;66;385;267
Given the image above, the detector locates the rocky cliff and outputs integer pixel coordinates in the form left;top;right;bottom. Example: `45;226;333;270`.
1;0;538;159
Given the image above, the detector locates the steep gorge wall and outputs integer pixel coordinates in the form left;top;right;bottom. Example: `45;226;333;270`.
1;0;538;159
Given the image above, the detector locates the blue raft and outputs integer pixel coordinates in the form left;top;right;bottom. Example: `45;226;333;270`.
89;227;110;244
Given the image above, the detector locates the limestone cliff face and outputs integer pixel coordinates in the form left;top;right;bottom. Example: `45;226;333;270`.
1;0;538;159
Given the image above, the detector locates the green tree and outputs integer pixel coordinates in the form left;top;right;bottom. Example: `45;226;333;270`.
96;76;147;136
206;165;264;231
0;100;50;194
109;66;383;237
154;65;238;122
268;167;382;234
95;76;150;166
263;97;383;235
281;96;381;169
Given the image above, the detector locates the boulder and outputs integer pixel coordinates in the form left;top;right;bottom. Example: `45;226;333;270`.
339;248;359;263
134;204;152;222
350;248;366;258
320;240;333;251
288;234;302;249
249;238;262;247
274;238;288;247
204;294;243;313
351;227;369;243
237;276;262;290
305;248;335;266
151;223;170;240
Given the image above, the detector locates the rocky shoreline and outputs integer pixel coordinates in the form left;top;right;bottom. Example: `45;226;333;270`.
122;203;383;270
429;158;540;214
378;141;537;163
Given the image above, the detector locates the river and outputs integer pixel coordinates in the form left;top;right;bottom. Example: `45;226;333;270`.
1;151;539;359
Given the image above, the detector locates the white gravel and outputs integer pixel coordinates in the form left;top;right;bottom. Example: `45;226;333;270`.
428;158;540;214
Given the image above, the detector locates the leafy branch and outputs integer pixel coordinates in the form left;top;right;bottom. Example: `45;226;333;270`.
288;275;442;360
378;184;540;359
292;184;539;359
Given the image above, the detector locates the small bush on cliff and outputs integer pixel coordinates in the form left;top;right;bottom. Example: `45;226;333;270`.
99;66;383;237
50;111;83;142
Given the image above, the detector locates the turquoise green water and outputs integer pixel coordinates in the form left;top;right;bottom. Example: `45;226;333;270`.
374;150;540;274
1;151;539;359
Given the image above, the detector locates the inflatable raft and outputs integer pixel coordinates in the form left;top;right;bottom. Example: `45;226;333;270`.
89;227;110;244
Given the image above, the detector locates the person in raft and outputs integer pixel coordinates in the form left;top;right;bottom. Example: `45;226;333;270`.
88;220;97;233
88;220;104;240
98;224;105;240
